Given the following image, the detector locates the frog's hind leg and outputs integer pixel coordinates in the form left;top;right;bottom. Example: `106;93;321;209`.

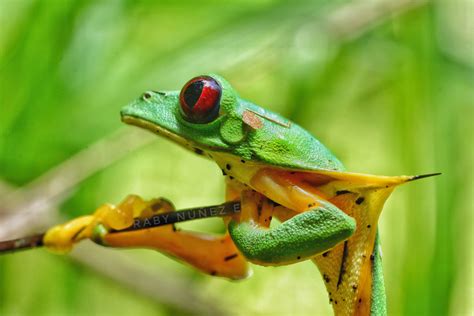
44;194;250;280
104;224;249;280
100;196;250;280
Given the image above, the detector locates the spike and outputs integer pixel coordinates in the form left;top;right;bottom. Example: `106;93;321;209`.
408;173;442;181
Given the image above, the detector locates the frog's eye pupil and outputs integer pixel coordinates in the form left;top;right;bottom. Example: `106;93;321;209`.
183;81;203;108
179;76;221;124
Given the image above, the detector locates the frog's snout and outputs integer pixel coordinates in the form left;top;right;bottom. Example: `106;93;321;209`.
120;90;181;135
121;90;164;119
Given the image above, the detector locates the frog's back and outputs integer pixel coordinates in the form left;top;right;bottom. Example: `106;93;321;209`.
234;99;345;172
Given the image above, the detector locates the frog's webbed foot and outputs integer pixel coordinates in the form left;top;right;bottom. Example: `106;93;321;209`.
43;195;173;253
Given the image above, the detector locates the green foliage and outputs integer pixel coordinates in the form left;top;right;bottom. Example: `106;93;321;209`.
0;1;472;315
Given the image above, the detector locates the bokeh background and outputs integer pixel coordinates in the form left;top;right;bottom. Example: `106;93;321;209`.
0;0;472;315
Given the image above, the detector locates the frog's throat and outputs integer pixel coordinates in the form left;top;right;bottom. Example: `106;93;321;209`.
121;115;225;155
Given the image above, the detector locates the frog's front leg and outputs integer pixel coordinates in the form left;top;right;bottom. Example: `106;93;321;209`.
44;195;250;280
228;171;356;266
229;197;355;265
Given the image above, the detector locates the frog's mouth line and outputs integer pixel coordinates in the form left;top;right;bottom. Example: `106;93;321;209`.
122;114;192;147
121;115;217;157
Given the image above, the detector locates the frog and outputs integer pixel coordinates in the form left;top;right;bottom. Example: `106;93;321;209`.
44;74;435;316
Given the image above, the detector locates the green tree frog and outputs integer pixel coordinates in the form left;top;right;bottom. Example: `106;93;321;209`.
44;74;428;316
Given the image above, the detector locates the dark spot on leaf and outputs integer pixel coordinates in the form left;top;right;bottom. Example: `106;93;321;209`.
356;197;365;205
322;251;330;257
367;224;371;228
226;164;231;170
241;159;246;163
194;148;204;155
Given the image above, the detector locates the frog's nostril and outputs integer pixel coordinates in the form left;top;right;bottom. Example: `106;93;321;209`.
143;92;152;100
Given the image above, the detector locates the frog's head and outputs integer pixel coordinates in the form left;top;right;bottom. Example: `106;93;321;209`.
121;74;254;154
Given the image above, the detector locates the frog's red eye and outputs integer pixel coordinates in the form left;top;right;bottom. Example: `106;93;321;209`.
179;76;221;124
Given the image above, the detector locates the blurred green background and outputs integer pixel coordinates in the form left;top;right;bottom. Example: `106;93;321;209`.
0;0;472;315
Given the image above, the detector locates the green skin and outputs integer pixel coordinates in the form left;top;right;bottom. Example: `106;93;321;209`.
121;74;385;315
